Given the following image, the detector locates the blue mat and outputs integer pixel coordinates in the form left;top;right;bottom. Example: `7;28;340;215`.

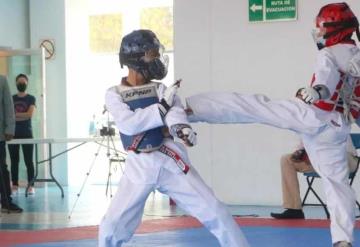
14;226;360;247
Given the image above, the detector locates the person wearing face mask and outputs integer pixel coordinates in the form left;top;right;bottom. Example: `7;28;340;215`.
7;74;36;195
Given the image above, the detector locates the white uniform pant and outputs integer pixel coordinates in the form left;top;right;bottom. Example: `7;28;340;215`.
187;93;356;244
98;140;249;247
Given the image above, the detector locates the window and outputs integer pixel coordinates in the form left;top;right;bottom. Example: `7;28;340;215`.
141;7;173;51
89;14;123;53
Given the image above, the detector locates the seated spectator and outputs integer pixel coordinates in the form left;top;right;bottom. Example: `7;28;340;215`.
271;136;358;219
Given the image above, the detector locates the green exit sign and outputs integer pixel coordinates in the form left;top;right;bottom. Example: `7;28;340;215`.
249;0;297;22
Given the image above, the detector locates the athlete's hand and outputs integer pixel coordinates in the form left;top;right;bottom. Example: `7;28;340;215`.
171;124;197;147
296;85;330;104
158;80;181;117
298;87;320;104
177;127;197;147
162;79;181;107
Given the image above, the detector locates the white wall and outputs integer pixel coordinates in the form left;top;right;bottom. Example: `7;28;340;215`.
174;0;360;205
29;0;68;185
0;1;29;48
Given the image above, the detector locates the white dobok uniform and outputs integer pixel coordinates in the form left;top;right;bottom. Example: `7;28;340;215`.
186;43;360;244
98;81;249;247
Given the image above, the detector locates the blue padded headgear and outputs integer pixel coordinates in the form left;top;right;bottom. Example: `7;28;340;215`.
119;29;168;80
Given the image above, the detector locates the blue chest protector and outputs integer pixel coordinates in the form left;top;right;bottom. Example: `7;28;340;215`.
117;82;164;152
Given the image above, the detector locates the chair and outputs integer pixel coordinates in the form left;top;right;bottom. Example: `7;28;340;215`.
301;133;360;219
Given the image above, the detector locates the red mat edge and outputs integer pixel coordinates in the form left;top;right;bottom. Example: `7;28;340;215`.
1;217;359;246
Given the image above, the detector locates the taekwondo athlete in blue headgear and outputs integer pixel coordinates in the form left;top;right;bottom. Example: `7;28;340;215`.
98;29;249;247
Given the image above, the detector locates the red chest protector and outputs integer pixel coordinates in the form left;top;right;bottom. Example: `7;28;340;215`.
312;73;360;119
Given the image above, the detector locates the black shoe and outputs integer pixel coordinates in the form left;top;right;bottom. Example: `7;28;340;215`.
333;241;352;247
270;209;304;219
1;203;23;213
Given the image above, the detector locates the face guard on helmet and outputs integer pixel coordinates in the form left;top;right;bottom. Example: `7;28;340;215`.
312;2;360;50
119;29;169;81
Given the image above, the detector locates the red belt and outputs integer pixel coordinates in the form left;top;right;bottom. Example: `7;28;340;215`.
159;145;190;174
129;135;190;174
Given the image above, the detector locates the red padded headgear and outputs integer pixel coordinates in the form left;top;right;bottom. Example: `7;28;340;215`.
314;2;359;48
